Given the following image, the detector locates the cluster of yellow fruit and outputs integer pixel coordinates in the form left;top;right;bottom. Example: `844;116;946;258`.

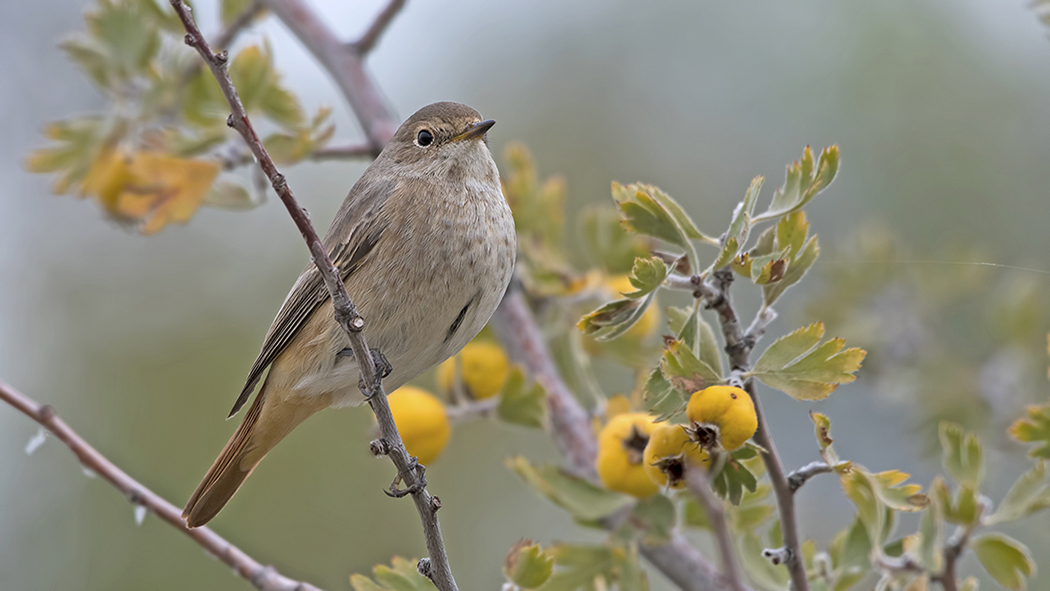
385;340;511;465
596;385;758;497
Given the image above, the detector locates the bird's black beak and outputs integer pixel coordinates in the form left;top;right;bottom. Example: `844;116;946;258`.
452;119;495;142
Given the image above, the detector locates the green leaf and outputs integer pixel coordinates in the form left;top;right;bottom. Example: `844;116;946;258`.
1009;398;1050;459
660;339;722;396
762;213;821;306
507;456;630;520
705;177;763;276
987;462;1050;525
221;0;256;26
612;182;702;267
350;557;436;591
973;533;1035;591
618;494;676;546
750;322;866;400
731;485;776;531
504;540;554;589
711;448;759;505
497;367;548;429
539;544;616;591
838;518;872;570
641;367;687;421
932;477;980;526
578;291;658;342
580;206;652;274
938;422;983;485
204;181;256;210
260;83;306;128
753;145;840;224
229;44;272;112
918;492;943;572
623;256;670;299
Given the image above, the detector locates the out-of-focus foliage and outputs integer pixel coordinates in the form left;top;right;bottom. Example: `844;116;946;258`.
349;557;436;591
25;0;332;233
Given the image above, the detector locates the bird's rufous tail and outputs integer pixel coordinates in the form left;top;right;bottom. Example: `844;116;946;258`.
182;378;326;528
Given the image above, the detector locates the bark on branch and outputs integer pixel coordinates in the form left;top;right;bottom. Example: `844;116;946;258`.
169;1;458;589
0;380;324;591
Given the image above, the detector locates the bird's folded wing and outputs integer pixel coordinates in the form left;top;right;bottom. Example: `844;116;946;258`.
227;178;395;417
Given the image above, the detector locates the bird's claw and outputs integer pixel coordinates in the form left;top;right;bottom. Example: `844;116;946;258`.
385;461;427;498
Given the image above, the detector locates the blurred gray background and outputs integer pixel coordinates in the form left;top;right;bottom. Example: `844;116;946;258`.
3;0;1050;589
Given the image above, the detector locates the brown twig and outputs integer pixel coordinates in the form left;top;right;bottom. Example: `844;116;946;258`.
169;2;458;589
685;463;748;591
0;380;324;591
349;0;406;55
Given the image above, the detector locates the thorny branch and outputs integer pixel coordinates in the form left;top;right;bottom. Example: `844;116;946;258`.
0;380;324;591
685;463;748;591
169;1;458;590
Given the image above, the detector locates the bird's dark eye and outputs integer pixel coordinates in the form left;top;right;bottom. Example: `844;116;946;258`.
416;129;434;147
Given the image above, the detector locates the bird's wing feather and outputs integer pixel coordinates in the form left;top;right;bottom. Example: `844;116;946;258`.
228;178;395;417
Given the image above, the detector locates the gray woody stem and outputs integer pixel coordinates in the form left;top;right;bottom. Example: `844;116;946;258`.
787;461;833;493
701;269;810;591
169;2;459;590
0;380;324;591
258;0;744;587
685;463;748;591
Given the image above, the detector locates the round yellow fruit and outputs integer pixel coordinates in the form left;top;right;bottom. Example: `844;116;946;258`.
437;341;510;400
685;385;757;452
387;386;451;465
596;413;660;498
642;423;710;489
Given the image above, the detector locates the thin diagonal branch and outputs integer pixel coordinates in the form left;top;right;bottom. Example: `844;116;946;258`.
169;2;458;590
350;0;406;55
0;380;323;591
685;464;747;591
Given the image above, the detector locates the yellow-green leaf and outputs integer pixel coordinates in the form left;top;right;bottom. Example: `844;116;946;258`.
753;145;840;224
504;540;554;589
497;366;547;429
973;533;1035;591
506;456;630;521
350;557;436;591
751;322;866;400
1009;398;1050;459
938;422;983;485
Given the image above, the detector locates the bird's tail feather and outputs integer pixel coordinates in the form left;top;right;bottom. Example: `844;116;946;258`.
182;378;323;528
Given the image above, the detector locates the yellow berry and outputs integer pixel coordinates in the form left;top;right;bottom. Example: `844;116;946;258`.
642;423;710;489
596;413;660;498
387;386;451;465
685;385;758;452
437;341;510;400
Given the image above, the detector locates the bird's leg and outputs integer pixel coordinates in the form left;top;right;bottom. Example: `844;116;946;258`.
385;461;427;498
338;347;392;378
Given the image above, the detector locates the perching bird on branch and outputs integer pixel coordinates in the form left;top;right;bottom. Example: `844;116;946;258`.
183;102;515;527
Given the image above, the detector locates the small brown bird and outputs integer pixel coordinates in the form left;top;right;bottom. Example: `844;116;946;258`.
182;102;516;527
